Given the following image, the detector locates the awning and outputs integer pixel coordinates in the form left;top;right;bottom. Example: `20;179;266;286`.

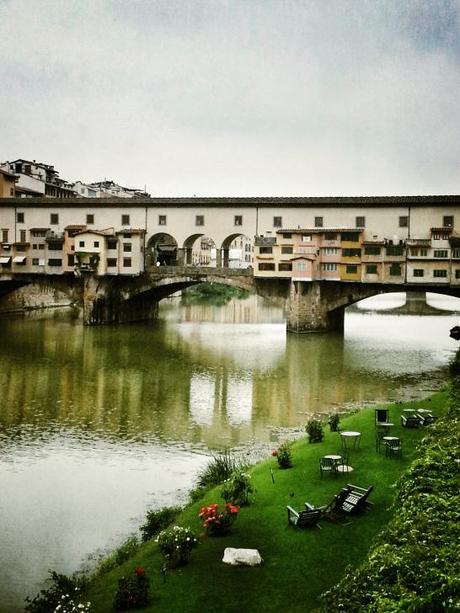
0;256;11;264
13;256;26;263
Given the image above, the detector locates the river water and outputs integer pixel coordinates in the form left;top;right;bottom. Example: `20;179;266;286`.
0;292;459;610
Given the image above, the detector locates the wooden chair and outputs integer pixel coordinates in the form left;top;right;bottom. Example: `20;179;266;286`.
401;414;422;428
287;505;322;529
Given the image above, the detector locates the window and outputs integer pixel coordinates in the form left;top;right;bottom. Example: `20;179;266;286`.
17;212;24;223
32;258;39;266
121;214;130;225
67;254;74;266
390;263;402;275
16;244;26;252
1;229;8;242
281;246;293;254
364;245;381;255
433;269;447;278
434;250;448;258
341;232;359;242
301;235;312;242
443;215;454;227
324;247;338;255
50;213;59;225
48;241;63;250
386;245;403;256
342;248;361;257
79;241;85;248
32;244;38;250
94;241;99;248
410;248;419;256
297;262;306;272
194;215;204;226
159;215;167;226
39;244;44;250
355;216;365;228
123;243;132;252
234;215;243;226
258;262;275;271
107;239;117;249
123;233;132;238
413;269;424;277
324;233;337;240
20;230;26;243
10;187;14;196
48;259;62;266
452;249;460;259
273;216;282;228
399;216;408;228
282;233;292;239
432;232;449;240
107;258;117;267
278;263;292;271
420;248;428;256
346;265;357;274
259;246;273;254
455;269;460;279
31;230;46;237
86;214;94;224
366;264;378;274
323;263;338;271
314;216;323;228
123;257;132;267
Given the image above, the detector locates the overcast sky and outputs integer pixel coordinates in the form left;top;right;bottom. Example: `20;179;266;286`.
0;0;459;196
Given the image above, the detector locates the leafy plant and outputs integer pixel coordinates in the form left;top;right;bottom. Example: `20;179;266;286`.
272;441;293;468
24;571;88;613
328;413;340;432
96;535;141;575
156;526;198;568
305;419;324;443
139;506;182;542
221;470;253;506
199;503;240;536
196;450;240;488
113;567;150;611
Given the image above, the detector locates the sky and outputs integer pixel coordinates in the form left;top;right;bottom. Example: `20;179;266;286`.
0;0;459;196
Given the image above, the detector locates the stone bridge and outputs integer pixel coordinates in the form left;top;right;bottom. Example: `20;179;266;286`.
2;268;460;332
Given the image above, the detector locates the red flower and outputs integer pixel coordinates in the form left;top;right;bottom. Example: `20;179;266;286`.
272;449;278;456
134;567;145;576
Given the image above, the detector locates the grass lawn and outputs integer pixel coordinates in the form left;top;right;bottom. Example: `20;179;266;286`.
86;391;449;613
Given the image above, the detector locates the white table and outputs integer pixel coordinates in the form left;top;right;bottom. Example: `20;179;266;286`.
340;431;362;450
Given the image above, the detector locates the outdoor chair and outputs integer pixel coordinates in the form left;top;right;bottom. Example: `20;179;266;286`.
323;484;374;518
384;437;402;458
319;456;337;478
375;408;390;427
375;429;386;452
287;505;322;529
401;414;422;428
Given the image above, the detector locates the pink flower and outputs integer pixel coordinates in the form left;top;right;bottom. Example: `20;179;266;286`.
272;449;278;456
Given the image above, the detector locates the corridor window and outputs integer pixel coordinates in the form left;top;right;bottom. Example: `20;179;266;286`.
273;216;282;228
443;215;454;227
17;212;24;223
121;214;130;225
399;216;408;228
314;216;323;228
159;215;167;225
234;215;243;226
86;214;94;224
355;216;365;228
50;213;59;225
196;215;204;226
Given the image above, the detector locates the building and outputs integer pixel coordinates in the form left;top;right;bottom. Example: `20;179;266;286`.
0;168;17;198
0;159;76;198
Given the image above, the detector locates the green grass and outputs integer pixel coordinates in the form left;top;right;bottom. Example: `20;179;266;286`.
85;392;449;613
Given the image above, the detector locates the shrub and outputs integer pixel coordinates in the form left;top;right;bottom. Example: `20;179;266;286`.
221;470;253;506
139;506;182;542
305;419;324;443
96;535;141;575
328;413;340;432
272;441;293;468
113;567;150;611
24;571;88;613
156;526;198;568
199;503;239;536
196;450;240;488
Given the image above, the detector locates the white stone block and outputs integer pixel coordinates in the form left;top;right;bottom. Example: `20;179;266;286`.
222;547;263;566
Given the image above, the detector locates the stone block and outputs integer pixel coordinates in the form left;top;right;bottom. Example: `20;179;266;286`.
222;547;263;566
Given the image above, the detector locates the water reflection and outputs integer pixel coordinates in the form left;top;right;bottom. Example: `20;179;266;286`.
0;295;459;609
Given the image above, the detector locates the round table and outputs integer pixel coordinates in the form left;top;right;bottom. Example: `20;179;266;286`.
340;431;362;450
324;453;353;474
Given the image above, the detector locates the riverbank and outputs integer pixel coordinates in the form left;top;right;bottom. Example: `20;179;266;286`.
77;391;451;612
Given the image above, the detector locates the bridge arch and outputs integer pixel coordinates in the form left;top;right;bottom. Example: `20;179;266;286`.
221;232;253;269
146;233;178;267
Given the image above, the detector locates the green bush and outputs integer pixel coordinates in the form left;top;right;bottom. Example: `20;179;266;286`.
24;571;88;613
272;441;293;469
139;506;182;542
97;535;140;575
306;419;324;443
114;567;150;611
221;470;253;506
196;451;240;488
328;413;340;432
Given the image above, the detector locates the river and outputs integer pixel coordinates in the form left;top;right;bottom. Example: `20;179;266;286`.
0;292;459;610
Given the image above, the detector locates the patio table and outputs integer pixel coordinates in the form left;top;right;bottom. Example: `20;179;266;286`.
340;431;362;450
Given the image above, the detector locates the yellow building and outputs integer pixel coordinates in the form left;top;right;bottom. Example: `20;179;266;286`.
340;231;362;281
0;168;16;197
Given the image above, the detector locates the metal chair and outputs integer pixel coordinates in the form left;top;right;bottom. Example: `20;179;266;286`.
319;456;337;478
385;437;402;458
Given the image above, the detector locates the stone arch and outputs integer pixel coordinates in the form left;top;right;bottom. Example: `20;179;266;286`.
221;232;253;269
146;233;178;267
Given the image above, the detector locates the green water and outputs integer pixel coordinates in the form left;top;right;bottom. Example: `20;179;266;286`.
0;293;459;609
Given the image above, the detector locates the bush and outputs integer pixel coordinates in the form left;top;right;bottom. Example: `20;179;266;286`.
24;571;88;613
272;441;293;469
114;567;150;611
139;506;182;542
199;503;239;536
328;413;340;432
97;535;141;575
196;451;240;488
156;526;198;568
221;470;253;506
305;419;324;443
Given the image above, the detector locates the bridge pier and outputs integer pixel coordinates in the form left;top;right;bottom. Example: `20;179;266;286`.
286;281;346;333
